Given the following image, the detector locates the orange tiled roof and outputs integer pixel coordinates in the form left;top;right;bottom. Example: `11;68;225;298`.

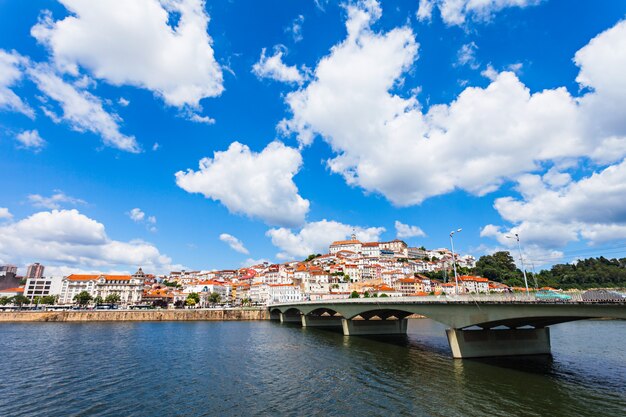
330;240;361;245
0;287;24;293
67;274;132;281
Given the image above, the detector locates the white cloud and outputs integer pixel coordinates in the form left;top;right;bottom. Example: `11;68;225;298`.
456;42;479;69
0;49;34;118
185;112;215;124
252;47;304;85
0;208;12;220
152;142;160;151
241;258;269;267
128;208;145;222
417;0;542;26
28;63;140;152
175;141;309;227
128;208;157;232
28;190;86;210
484;159;626;248
279;3;626;207
287;15;305;43
266;219;385;260
118;97;130;107
32;0;223;108
0;209;180;273
15;130;46;151
219;233;249;254
394;220;426;238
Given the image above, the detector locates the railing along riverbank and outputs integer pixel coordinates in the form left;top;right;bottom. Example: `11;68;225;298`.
0;307;270;322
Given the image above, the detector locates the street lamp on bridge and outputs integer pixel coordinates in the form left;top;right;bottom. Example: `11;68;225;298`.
449;228;462;295
506;233;529;294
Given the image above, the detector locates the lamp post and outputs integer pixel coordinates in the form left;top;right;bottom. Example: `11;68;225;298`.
506;233;529;294
449;229;462;295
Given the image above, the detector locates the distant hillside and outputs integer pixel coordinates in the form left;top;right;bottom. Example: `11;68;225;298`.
473;252;626;289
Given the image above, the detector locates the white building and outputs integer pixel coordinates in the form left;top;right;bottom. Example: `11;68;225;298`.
329;233;362;255
23;276;63;300
267;284;303;304
59;268;145;304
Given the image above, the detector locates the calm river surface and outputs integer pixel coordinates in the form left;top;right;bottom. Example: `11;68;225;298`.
0;319;624;416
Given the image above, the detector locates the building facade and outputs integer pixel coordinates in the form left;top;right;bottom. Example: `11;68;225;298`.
59;269;145;304
25;263;45;279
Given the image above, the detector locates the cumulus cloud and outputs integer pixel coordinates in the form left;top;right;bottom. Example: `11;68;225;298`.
175;141;309;227
28;190;85;210
219;233;249;254
32;0;223;108
15;130;46;151
252;47;304;85
0;208;12;220
28;63;140;152
0;49;34;117
279;2;626;207
266;219;385;260
0;209;179;273
484;159;626;249
417;0;542;26
395;220;426;238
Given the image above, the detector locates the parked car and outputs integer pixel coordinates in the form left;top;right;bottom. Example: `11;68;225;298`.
535;290;571;301
581;289;626;302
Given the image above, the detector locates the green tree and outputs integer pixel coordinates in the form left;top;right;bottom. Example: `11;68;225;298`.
12;295;30;307
363;291;370;298
105;293;121;304
379;293;389;298
93;296;104;305
0;296;10;305
32;296;42;305
305;253;322;262
349;291;360;298
474;251;523;286
208;292;221;304
41;295;57;305
74;291;93;306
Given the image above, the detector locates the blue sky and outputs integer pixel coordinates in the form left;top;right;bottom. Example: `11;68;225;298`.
1;0;626;275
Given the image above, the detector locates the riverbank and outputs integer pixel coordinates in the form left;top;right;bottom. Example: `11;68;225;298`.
0;308;269;322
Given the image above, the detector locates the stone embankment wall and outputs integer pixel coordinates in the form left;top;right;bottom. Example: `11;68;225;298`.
0;308;269;322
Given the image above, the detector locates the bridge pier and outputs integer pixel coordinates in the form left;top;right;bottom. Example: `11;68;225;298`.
341;318;408;336
446;328;551;358
301;315;343;328
279;312;302;323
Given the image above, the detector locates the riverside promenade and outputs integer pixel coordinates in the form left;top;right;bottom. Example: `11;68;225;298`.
0;308;269;322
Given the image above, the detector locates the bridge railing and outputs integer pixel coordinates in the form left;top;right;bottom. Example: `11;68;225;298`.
270;291;626;307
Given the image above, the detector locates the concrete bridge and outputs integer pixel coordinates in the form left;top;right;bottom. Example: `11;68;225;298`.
268;295;626;358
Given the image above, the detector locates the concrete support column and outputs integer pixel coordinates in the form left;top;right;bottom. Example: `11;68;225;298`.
279;312;302;324
446;327;551;358
301;315;343;328
341;318;408;336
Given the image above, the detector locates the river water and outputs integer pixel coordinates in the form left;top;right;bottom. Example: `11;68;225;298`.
0;319;624;416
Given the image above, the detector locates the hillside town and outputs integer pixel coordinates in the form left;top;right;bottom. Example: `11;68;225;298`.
1;235;520;309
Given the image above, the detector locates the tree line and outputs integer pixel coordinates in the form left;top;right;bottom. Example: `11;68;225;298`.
472;251;626;289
